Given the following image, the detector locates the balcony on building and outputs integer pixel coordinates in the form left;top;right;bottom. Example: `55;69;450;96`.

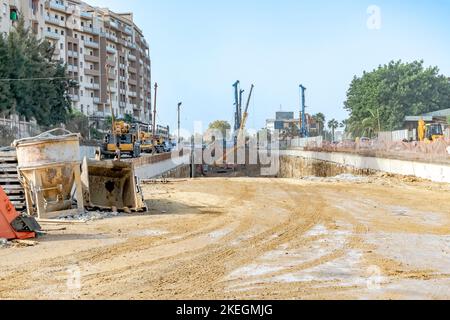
45;30;60;40
80;11;93;19
83;26;100;35
108;72;116;80
84;39;99;48
128;91;137;98
128;54;137;61
67;64;79;72
106;33;118;42
86;82;100;90
93;97;101;104
45;15;63;26
67;50;78;58
106;57;116;66
128;78;137;86
128;66;137;74
68;94;80;102
48;0;66;13
84;68;100;76
109;20;119;30
84;54;100;63
106;46;117;54
124;25;133;35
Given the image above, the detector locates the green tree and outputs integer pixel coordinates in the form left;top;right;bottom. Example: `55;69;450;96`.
2;19;74;126
328;119;339;142
344;60;450;137
208;120;231;139
312;113;326;136
0;35;12;113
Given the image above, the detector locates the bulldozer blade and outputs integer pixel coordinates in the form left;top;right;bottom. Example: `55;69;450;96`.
81;158;147;212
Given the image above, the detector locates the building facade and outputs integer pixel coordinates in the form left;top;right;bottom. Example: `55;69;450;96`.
266;111;317;137
0;0;152;124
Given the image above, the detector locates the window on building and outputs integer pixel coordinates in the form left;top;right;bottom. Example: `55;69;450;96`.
61;30;64;35
10;8;18;21
60;43;63;49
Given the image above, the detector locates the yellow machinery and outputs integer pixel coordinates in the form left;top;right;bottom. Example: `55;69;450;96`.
418;120;444;142
139;131;155;154
101;121;141;158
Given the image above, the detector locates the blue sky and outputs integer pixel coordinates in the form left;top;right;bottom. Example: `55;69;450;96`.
89;0;450;132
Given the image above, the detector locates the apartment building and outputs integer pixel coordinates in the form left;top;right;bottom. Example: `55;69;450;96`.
0;0;45;37
0;0;152;124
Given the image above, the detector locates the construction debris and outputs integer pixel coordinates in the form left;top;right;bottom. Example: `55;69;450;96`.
13;129;85;219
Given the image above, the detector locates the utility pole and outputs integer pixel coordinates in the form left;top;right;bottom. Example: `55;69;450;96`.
152;83;158;142
299;85;308;138
106;63;116;144
177;102;182;146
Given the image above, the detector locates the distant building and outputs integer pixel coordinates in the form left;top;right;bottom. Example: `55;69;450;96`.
0;0;152;124
266;110;316;137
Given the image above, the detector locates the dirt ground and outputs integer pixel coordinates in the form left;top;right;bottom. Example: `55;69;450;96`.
0;176;449;300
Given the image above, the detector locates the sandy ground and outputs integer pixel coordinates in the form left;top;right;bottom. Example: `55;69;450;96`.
0;176;449;300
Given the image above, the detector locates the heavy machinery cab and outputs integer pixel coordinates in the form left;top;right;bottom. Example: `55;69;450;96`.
426;124;444;141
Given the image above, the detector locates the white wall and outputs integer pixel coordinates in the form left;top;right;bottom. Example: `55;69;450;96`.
282;150;450;183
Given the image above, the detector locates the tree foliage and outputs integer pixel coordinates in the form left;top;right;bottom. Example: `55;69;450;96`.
208;120;231;139
344;60;450;137
0;19;74;127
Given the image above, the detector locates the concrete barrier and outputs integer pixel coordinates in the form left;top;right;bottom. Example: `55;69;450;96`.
281;149;450;183
134;153;190;179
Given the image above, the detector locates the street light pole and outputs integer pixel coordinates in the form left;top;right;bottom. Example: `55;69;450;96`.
177;102;182;146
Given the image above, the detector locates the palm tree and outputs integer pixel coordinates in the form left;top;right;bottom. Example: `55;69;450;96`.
313;113;326;137
328;119;339;142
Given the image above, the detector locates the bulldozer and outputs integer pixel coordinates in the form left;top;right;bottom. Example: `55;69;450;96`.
100;121;141;159
418;119;444;142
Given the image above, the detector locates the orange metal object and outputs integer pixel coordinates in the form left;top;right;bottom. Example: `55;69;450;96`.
0;186;35;240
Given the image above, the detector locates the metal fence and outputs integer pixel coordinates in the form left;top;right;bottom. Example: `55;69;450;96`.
0;115;42;146
378;129;413;142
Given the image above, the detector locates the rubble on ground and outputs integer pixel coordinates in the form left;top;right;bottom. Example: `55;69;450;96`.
301;173;368;183
57;210;123;222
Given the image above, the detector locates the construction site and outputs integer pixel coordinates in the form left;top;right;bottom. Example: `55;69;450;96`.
0;0;449;302
0;77;449;300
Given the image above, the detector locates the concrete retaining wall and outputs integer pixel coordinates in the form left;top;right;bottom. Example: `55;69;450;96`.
281;150;450;183
134;154;191;179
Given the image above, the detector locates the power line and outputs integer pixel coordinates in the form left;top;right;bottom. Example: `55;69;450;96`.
0;76;76;82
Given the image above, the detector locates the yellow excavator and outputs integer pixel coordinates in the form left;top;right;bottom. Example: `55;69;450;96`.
100;121;141;158
418;119;444;142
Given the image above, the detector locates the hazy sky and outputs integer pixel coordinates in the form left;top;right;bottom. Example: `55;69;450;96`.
89;0;450;132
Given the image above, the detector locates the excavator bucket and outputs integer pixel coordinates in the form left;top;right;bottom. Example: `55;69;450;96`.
81;158;147;212
0;186;40;240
